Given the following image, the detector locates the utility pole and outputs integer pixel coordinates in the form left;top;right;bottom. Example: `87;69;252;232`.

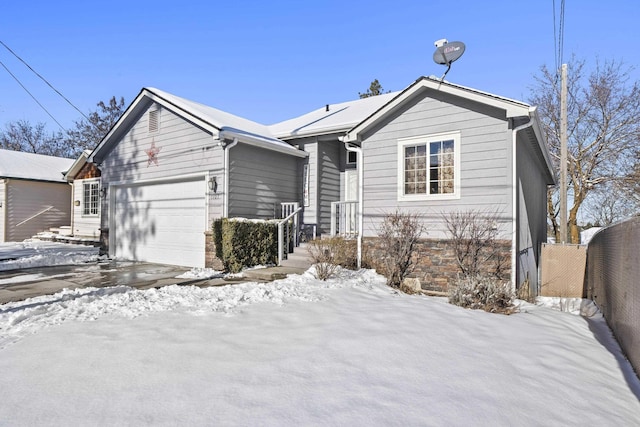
559;63;568;243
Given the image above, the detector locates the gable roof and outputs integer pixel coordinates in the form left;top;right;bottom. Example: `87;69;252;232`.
90;87;306;164
269;91;399;139
62;149;92;181
342;76;534;144
0;149;73;183
339;76;555;184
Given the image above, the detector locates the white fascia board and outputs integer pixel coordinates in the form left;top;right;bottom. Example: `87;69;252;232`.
89;89;220;164
220;129;308;158
143;91;220;134
62;151;90;181
529;107;557;185
276;124;353;140
343;78;532;143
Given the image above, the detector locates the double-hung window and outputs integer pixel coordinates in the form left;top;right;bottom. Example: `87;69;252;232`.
397;132;460;201
83;180;100;216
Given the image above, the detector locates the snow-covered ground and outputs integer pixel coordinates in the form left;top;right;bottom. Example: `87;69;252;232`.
0;240;100;271
1;254;639;425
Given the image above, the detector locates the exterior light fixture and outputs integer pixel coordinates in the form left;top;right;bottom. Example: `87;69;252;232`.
99;187;108;198
208;176;218;193
74;200;81;206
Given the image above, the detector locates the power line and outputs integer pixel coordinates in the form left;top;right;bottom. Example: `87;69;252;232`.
0;58;67;131
0;40;95;128
552;0;566;72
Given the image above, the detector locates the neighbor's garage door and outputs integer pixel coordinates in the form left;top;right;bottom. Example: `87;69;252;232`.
113;178;206;267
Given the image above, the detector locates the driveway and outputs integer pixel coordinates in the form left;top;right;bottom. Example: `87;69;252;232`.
0;241;309;304
0;260;202;304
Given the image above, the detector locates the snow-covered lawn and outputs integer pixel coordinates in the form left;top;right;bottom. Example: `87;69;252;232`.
0;267;638;426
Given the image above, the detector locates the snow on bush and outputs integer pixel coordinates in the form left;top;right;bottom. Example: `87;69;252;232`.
448;274;515;314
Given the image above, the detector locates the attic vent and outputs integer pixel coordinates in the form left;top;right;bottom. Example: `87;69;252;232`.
148;108;159;133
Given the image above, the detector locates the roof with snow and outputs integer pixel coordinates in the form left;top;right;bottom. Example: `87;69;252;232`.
0;149;73;183
91;87;307;163
269;91;399;139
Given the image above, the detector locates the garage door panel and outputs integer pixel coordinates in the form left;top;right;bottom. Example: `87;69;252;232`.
114;179;206;267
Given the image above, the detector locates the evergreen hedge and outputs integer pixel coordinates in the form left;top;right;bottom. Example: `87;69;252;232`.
212;218;280;273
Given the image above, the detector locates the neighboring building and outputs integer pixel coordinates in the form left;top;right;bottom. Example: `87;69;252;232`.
0;149;73;242
89;76;555;292
63;150;102;240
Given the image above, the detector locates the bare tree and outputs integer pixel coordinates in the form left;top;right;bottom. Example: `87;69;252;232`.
65;96;125;151
443;209;507;279
583;182;638;227
0;120;69;157
529;57;640;243
377;211;424;288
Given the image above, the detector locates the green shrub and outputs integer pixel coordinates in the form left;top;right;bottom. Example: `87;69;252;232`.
212;218;279;273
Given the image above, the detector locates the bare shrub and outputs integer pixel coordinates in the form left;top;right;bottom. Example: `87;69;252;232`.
448;275;515;314
307;237;357;280
443;209;507;279
377;211;424;288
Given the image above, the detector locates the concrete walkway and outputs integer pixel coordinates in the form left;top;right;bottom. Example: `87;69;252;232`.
0;260;309;305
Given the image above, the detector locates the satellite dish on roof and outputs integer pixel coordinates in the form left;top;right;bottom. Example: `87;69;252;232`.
432;39;466;80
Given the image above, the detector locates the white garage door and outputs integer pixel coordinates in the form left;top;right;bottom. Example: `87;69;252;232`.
113;178;206;267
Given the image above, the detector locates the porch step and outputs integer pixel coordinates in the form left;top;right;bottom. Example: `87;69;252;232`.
32;230;101;247
50;226;73;236
280;243;313;269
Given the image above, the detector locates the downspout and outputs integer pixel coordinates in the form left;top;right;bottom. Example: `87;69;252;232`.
1;179;7;242
344;142;363;269
511;118;534;292
222;137;238;218
68;182;74;235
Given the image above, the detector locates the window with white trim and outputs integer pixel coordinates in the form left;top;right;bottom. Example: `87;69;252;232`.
82;181;100;216
397;132;460;200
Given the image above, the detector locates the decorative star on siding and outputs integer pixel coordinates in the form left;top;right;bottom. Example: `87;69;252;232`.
145;140;161;167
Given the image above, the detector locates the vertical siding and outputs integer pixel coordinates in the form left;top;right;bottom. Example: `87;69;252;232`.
317;141;341;234
71;178;101;238
99;103;224;230
516;129;549;288
228;143;301;219
361;92;513;239
5;180;71;241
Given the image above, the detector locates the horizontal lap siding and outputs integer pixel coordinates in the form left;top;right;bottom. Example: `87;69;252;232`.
516;130;550;287
228;143;300;219
318;141;340;234
72;179;101;238
6;180;71;241
362;93;512;239
99;104;223;229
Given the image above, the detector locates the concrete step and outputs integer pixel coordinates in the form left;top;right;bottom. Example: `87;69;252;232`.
281;243;313;269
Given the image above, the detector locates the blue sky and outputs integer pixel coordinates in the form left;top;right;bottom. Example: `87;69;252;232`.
1;0;639;136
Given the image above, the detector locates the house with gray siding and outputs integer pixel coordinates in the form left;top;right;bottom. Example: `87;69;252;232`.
88;88;307;268
0;149;73;242
90;77;554;292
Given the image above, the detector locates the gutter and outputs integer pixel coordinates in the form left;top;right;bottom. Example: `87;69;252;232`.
343;141;363;269
222;138;238;217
